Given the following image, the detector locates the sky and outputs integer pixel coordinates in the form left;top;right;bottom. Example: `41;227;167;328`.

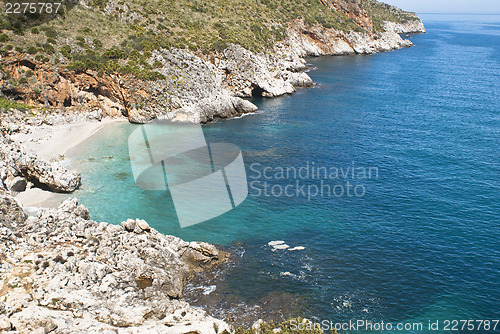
386;0;499;14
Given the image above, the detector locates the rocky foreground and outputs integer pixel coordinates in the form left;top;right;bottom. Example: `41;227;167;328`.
0;193;231;333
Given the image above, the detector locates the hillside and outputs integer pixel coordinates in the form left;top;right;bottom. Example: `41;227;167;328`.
0;0;425;123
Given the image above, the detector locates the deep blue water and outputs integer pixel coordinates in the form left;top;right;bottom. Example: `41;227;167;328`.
69;14;500;332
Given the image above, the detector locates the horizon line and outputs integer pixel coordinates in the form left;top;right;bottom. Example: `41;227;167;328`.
415;12;500;15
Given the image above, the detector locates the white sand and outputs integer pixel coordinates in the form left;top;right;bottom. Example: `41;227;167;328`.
11;117;126;161
11;117;128;208
15;188;68;209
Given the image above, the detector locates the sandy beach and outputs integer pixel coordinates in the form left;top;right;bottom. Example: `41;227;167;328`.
10;117;126;161
11;117;128;208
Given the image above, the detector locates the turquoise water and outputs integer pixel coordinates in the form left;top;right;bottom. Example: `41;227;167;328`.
70;14;500;332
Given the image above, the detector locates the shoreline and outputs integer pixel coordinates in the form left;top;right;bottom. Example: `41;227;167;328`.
10;117;128;161
11;117;128;209
2;24;425;211
6;24;424;209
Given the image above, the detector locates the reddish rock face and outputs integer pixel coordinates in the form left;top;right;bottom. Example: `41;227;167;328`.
0;55;151;122
327;0;374;30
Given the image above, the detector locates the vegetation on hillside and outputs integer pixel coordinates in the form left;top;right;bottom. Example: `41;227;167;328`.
366;1;415;31
0;0;416;79
232;318;332;334
0;96;32;112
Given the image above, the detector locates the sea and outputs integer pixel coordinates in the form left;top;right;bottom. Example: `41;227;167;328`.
68;14;500;333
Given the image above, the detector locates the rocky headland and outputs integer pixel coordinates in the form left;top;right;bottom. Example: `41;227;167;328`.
0;0;425;124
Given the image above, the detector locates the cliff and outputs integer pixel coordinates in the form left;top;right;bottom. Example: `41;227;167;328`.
0;0;425;123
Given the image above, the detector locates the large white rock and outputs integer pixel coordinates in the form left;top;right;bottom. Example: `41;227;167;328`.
0;134;81;193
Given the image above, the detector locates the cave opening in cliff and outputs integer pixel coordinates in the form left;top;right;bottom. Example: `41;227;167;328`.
16;60;36;71
251;85;265;98
63;96;72;107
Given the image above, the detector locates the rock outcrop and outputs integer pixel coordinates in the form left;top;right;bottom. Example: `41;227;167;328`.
0;132;81;193
0;189;27;226
0;195;231;333
283;17;425;58
384;19;426;34
218;44;313;98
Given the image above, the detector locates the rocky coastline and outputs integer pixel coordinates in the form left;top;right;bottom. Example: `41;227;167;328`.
0;5;426;333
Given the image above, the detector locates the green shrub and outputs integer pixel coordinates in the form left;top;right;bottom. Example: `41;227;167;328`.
44;28;57;39
102;47;127;59
136;69;166;80
43;44;55;54
0;97;32;111
89;0;108;10
68;58;99;72
31;27;39;34
27;46;38;54
211;39;227;52
76;36;86;48
46;38;56;44
60;45;72;57
0;34;9;43
93;38;103;49
128;49;142;61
